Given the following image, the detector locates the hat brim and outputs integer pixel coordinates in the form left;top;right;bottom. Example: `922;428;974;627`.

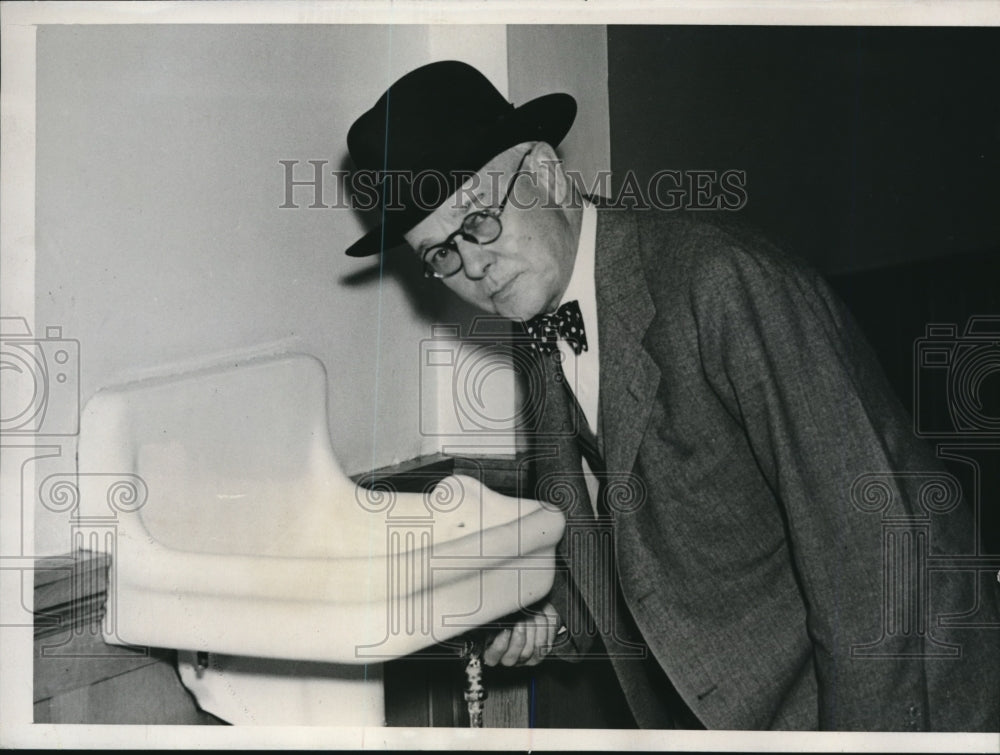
345;92;577;257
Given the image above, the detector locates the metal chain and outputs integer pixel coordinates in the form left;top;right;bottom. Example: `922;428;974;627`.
460;634;487;727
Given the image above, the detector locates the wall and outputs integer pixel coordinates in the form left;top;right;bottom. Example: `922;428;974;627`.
606;26;1000;275
31;24;508;557
507;25;611;195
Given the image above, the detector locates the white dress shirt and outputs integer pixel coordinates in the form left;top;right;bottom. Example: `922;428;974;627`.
555;200;601;514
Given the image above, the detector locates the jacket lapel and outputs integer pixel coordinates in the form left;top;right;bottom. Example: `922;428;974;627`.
594;208;661;476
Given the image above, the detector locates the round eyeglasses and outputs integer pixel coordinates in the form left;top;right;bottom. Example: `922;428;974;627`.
421;148;532;279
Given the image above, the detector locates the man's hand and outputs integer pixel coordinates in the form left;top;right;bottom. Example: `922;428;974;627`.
482;601;561;667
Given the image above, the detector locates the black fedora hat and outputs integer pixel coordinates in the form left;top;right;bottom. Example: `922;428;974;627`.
345;60;576;257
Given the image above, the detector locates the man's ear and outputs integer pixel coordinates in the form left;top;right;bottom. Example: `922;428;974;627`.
526;141;571;208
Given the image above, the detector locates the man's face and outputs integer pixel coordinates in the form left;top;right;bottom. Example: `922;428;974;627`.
403;143;577;321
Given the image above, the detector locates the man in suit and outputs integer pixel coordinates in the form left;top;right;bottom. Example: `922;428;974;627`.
345;61;1000;731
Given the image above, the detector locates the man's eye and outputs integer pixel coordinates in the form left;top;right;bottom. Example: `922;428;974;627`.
428;246;453;262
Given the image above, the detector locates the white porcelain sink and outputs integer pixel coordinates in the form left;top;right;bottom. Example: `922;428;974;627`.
77;353;564;665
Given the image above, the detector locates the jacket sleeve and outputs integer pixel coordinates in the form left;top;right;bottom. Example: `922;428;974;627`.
545;560;597;661
688;242;998;730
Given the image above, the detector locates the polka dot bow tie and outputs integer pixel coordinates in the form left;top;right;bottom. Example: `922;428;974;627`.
524;300;589;355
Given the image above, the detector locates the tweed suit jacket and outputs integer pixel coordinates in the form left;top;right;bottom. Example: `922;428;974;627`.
536;207;1000;731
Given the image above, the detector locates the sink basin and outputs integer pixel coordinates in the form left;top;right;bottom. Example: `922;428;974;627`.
76;353;564;664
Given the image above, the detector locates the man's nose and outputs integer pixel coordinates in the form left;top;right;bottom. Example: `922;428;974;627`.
457;237;494;279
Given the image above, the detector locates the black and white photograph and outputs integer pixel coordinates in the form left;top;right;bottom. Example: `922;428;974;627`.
1;1;999;750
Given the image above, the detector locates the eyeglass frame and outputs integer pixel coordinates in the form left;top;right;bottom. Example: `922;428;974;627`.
420;146;533;279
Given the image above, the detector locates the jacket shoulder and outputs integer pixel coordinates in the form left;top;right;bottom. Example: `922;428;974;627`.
623;211;818;297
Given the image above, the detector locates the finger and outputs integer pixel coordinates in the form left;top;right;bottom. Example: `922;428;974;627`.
525;604;559;664
528;609;557;665
521;613;544;666
517;619;538;664
483;629;510;667
500;622;528;667
542;603;560;654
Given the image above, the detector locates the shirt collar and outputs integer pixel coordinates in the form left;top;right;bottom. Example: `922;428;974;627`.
559;199;598;318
